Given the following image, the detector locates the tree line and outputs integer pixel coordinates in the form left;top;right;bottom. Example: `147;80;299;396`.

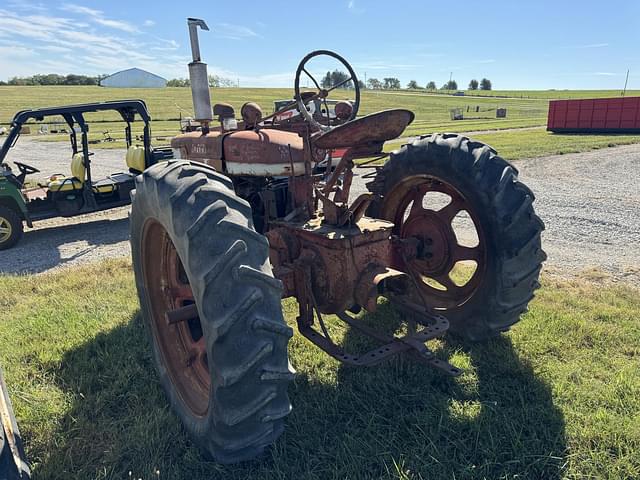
0;74;107;86
167;75;237;88
405;78;492;91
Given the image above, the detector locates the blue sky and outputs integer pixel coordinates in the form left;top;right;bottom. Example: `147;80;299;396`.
0;0;638;90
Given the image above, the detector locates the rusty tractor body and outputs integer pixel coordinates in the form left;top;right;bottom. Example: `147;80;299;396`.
130;18;545;463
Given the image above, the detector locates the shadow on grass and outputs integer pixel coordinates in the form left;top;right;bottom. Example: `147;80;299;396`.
39;306;566;480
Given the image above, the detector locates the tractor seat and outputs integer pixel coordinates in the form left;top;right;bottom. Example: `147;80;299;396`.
313;109;415;149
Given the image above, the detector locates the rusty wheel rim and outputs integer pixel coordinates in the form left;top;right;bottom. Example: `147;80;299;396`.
392;176;487;310
142;220;210;417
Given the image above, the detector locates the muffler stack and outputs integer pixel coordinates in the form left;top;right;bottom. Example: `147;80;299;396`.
187;18;213;131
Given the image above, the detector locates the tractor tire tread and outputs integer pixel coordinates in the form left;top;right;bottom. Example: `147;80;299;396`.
130;162;292;463
367;133;545;340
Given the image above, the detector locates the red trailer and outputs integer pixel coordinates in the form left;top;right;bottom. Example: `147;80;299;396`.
547;96;640;133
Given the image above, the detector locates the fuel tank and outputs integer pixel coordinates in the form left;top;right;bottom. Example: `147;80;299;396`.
170;128;307;176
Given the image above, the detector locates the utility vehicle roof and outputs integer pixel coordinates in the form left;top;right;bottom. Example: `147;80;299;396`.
0;100;151;164
10;100;151;125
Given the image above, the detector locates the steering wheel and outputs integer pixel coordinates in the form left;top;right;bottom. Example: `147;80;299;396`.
294;50;360;132
12;161;40;185
13;161;40;176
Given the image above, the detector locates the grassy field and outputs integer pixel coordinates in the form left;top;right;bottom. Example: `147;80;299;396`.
0;259;638;479
2;85;639;164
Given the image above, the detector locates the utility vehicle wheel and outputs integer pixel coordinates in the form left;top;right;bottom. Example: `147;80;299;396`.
0;206;22;251
1;366;31;479
367;133;546;340
130;161;294;463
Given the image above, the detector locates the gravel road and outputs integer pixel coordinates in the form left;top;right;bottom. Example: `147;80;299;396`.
1;137;639;283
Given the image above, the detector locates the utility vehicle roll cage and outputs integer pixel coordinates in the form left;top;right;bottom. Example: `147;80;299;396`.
0;100;152;187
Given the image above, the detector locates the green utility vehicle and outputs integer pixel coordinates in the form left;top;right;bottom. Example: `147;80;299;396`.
0;100;171;250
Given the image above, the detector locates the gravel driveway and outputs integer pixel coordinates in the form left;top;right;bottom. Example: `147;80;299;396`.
1;137;639;283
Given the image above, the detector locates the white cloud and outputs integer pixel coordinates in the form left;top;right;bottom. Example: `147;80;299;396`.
144;20;155;27
474;59;496;64
213;23;259;40
60;3;101;17
60;3;138;33
347;0;365;14
0;7;186;79
593;72;617;76
564;43;609;49
38;45;73;53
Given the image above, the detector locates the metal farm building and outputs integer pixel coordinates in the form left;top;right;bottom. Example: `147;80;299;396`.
100;68;167;88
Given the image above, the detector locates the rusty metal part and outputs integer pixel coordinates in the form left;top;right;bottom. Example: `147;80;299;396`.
267;215;394;313
386;177;487;309
224;129;306;176
313;109;415;149
297;306;460;375
171;131;224;170
141;220;209;417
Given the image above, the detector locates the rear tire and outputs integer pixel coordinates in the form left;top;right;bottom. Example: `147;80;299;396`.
367;133;546;340
130;161;293;463
0;206;23;251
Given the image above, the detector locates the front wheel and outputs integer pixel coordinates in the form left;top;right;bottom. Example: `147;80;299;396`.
0;206;23;250
130;161;294;463
367;134;546;340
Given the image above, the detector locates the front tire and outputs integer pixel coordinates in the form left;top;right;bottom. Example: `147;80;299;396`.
367;133;546;340
130;161;293;463
0;206;23;250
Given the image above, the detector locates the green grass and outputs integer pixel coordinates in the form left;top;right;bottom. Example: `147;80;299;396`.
473;130;640;160
378;128;640;163
1;259;639;479
3;86;639;161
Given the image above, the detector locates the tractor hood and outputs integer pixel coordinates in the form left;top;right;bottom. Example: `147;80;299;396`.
171;128;307;177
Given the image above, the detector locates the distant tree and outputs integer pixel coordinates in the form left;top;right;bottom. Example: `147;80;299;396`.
468;79;479;90
426;81;437;90
358;79;366;89
480;78;492;90
367;78;382;90
209;75;235;87
441;80;458;90
407;80;419;90
321;71;332;88
383;77;401;89
167;78;190;87
320;70;351;88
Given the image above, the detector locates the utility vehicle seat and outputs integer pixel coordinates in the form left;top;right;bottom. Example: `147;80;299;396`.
47;153;117;194
47;153;86;192
126;146;145;174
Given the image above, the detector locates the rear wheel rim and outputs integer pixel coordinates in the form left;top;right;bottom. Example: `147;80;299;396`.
391;176;487;310
141;220;210;417
0;217;12;243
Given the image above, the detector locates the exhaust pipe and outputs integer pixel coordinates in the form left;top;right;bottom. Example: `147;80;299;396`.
187;18;212;132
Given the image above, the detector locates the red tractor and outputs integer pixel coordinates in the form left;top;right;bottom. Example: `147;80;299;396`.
130;18;545;463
